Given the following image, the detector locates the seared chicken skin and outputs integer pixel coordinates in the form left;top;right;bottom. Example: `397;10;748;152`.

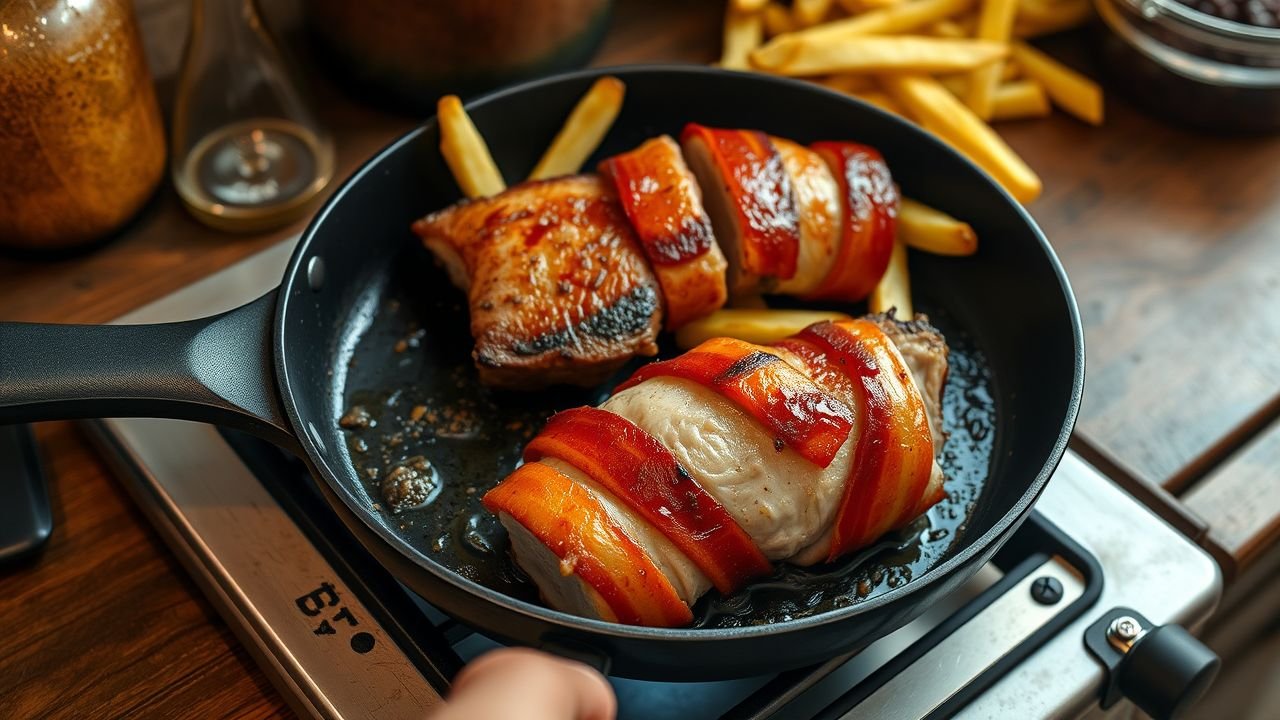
412;175;661;389
484;314;949;625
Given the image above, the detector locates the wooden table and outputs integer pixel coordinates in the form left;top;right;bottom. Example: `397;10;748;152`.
1;1;1277;717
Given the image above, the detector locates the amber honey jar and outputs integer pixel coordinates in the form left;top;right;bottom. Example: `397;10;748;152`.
0;0;165;250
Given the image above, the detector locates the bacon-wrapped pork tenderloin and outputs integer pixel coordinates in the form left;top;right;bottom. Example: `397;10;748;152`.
599;135;728;330
484;314;949;625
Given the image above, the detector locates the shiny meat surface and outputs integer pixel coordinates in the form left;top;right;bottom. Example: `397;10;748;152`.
485;313;951;625
412;176;661;388
771;138;842;296
599;135;728;330
868;311;949;452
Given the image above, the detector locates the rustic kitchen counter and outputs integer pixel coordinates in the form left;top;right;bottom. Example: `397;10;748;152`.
1;0;1277;717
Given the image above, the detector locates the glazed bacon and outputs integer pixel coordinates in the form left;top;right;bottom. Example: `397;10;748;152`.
783;320;936;559
681;124;801;295
484;315;949;627
482;462;692;626
616;336;854;468
806;142;899;302
524;407;772;593
599;135;729;330
415;128;904;389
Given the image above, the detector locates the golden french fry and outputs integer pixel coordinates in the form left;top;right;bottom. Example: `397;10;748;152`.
763;2;795;36
722;5;766;70
793;0;834;27
839;0;900;11
819;73;879;93
938;73;969;97
734;0;769;11
1011;41;1103;125
881;74;1042;202
898;198;978;255
1002;59;1021;80
957;13;981;33
853;89;909;116
675;309;853;349
528;77;626;181
967;0;1019;119
750;0;977;69
929;19;969;36
869;240;913;317
1016;0;1089;24
769;36;1007;76
991;79;1051;120
437;95;506;199
1013;0;1094;37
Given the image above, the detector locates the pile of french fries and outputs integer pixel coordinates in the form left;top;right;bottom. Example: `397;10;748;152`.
721;0;1103;204
435;72;984;347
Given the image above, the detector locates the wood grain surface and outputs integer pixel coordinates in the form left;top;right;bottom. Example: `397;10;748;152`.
0;422;290;720
1;0;1278;718
1184;420;1280;577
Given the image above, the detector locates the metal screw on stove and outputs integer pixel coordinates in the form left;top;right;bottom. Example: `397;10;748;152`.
1107;615;1147;653
1030;576;1064;605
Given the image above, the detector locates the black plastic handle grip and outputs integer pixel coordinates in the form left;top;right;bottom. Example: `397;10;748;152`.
0;423;52;565
0;291;297;450
1119;624;1220;720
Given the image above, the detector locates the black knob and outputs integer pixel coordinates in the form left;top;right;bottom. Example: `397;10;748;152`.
1116;624;1220;720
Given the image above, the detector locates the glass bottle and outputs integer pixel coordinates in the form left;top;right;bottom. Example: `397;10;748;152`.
171;0;334;232
0;0;165;251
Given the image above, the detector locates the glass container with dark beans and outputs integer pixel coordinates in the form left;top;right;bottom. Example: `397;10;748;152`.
1095;0;1280;131
1182;0;1278;28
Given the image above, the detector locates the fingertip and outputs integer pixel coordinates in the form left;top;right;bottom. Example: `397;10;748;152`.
446;647;617;720
561;659;617;720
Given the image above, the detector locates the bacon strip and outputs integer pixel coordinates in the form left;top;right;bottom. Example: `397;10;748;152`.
525;407;771;593
792;320;935;560
680;124;801;281
617;336;854;468
482;462;693;626
806;143;898;302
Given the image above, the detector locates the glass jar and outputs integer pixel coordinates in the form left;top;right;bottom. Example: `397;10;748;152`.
1095;0;1280;131
0;0;166;250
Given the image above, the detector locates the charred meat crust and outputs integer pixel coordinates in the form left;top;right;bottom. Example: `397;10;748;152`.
413;175;662;390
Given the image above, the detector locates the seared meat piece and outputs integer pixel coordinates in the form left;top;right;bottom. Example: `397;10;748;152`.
771;137;842;296
599;135;729;330
484;315;949;626
680;124;802;298
412;176;662;389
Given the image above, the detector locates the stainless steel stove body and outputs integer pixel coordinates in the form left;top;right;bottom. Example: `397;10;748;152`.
87;240;1221;720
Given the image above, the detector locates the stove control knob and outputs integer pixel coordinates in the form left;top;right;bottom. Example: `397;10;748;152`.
1115;623;1220;720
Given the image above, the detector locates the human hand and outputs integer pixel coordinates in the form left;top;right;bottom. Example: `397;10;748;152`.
427;647;616;720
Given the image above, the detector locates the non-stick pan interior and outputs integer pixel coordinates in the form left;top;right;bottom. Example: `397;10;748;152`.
278;67;1081;636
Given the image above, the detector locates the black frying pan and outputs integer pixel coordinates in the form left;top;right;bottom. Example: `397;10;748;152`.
0;66;1082;680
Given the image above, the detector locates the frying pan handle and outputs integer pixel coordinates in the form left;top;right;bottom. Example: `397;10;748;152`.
0;291;297;451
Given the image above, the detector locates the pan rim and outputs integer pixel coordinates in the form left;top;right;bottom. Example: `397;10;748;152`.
276;64;1086;642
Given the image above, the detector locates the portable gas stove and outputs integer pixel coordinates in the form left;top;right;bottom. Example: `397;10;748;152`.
86;239;1222;720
